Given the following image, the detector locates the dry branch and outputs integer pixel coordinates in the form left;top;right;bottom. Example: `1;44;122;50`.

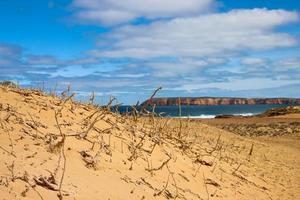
146;153;171;172
140;87;162;114
34;175;59;191
54;111;67;200
154;171;170;196
0;145;16;157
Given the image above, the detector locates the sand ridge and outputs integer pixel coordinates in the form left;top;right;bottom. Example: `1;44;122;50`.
0;86;299;200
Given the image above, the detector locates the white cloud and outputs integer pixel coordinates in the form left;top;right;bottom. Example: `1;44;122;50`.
116;73;149;78
72;0;214;25
76;9;136;25
0;43;22;58
68;57;100;65
0;44;24;69
73;90;104;97
90;9;299;58
138;57;226;77
240;56;300;72
277;57;300;68
27;55;59;65
241;57;268;66
171;78;300;92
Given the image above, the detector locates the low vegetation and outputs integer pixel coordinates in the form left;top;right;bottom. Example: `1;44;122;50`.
258;106;300;117
0;81;18;88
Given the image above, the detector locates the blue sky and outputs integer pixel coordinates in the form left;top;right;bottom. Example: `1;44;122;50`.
0;0;299;104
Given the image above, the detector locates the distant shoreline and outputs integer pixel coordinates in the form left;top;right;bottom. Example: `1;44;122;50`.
142;97;300;106
118;104;300;119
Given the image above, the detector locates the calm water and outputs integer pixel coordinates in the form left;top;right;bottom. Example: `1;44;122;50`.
117;104;297;118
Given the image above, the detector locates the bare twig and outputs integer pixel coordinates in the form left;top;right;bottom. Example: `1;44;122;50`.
146;153;171;172
0;146;16;157
141;87;162;114
203;173;210;200
89;91;95;105
54;111;67;200
154;171;170;196
249;143;254;156
232;163;242;174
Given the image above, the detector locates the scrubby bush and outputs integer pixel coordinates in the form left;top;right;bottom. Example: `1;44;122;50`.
0;80;18;88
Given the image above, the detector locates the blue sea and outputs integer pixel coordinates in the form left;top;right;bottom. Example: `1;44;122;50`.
117;104;297;118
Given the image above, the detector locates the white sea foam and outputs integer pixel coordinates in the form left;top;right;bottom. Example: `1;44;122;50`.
173;113;256;119
173;115;216;119
236;113;256;117
184;115;216;119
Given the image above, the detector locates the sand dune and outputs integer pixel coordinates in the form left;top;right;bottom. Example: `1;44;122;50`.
0;86;299;200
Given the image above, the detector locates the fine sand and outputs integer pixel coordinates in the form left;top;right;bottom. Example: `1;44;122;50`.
0;86;299;200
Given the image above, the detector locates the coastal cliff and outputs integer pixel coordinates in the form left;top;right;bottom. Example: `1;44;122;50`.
142;97;300;106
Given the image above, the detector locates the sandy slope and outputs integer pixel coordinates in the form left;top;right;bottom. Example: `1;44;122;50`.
0;86;299;200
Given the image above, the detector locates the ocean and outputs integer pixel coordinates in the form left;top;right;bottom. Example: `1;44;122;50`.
117;104;297;118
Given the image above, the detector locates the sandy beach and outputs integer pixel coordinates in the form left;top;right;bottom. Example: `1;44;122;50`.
0;85;299;200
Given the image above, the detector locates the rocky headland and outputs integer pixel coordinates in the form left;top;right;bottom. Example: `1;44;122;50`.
142;97;300;106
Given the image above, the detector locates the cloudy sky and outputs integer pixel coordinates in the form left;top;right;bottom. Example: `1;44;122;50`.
0;0;299;104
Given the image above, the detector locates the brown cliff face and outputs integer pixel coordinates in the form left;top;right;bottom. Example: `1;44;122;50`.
142;97;300;106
